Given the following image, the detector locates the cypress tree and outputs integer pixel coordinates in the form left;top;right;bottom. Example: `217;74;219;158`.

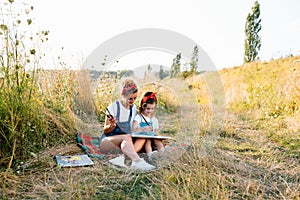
244;1;262;63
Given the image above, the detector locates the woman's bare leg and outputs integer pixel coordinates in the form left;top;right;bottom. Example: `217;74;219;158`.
100;135;140;161
133;138;146;153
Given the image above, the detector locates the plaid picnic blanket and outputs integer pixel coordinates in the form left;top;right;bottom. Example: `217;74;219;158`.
76;132;105;159
76;132;190;166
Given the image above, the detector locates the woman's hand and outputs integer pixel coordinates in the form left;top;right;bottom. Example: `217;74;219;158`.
109;117;118;128
104;117;118;134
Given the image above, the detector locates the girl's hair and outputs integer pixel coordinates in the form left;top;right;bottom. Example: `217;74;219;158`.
139;91;157;113
121;78;138;96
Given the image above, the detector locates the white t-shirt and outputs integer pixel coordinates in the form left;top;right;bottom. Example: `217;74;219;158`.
133;114;159;130
106;101;137;127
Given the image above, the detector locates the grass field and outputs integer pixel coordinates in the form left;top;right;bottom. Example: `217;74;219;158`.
0;56;299;199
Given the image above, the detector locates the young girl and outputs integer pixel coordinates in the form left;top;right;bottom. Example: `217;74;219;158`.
132;92;165;158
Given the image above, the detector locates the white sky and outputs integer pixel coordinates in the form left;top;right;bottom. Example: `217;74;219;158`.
6;0;300;70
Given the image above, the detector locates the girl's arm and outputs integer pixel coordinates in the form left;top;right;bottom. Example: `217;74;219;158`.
152;117;160;135
131;120;152;132
153;129;160;136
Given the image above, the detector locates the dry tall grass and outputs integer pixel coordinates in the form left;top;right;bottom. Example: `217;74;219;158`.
1;56;300;199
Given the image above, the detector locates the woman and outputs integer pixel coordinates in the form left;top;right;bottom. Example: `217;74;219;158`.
99;78;155;171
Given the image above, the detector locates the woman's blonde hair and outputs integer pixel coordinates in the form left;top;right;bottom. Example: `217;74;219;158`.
121;78;138;96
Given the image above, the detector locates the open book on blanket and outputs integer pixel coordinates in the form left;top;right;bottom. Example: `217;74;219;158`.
56;154;94;167
131;131;172;140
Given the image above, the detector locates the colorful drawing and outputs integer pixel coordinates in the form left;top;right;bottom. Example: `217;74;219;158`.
56;154;94;167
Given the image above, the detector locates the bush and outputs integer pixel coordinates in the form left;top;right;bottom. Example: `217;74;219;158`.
0;1;75;172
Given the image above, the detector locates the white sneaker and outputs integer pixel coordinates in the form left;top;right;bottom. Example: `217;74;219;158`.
108;155;128;168
147;150;158;159
131;158;156;171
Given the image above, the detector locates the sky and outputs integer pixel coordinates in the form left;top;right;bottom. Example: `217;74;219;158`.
6;0;300;70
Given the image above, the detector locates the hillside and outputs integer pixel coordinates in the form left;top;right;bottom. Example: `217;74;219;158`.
1;56;299;199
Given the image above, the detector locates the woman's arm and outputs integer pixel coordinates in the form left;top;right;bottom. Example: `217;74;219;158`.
131;120;139;133
103;116;118;134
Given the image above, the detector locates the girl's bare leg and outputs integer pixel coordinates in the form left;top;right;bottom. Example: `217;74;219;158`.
133;138;146;153
144;139;152;153
154;139;165;152
100;134;140;161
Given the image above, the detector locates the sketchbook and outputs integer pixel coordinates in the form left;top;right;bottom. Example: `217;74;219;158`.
131;132;172;140
56;154;94;167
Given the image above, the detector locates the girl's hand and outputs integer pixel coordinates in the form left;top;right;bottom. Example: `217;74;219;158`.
143;126;152;132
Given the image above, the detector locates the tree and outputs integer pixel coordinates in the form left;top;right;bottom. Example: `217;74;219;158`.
190;45;199;73
144;64;152;79
170;53;181;78
159;65;168;80
244;1;262;63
